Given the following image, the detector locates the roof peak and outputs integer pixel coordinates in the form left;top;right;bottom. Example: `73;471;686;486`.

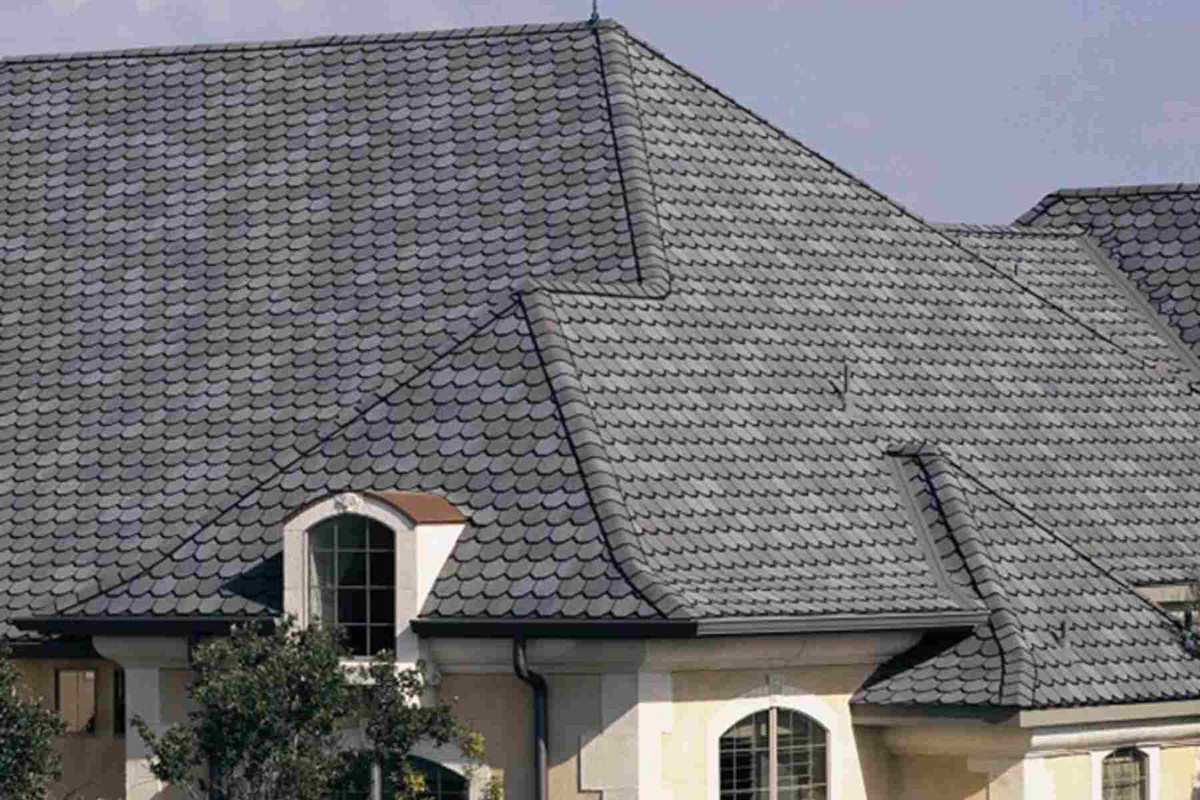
0;17;623;68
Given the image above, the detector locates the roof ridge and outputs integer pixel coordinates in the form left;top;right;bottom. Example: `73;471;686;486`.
892;444;1037;706
0;18;616;67
1053;182;1200;198
620;29;1165;375
1016;184;1200;226
25;298;523;620
934;221;1087;237
619;26;932;227
518;288;693;619
593;23;672;295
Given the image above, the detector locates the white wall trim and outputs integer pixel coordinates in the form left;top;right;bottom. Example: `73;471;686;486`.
1090;744;1160;800
705;679;841;800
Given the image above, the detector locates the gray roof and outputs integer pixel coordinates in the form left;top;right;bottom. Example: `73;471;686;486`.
4;21;1200;708
1019;184;1200;357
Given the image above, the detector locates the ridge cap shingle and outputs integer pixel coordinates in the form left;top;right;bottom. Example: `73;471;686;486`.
1017;183;1200;226
594;24;672;296
934;221;1087;237
0;17;618;67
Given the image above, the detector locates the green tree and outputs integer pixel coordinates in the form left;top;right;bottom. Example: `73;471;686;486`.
0;642;67;800
133;615;491;800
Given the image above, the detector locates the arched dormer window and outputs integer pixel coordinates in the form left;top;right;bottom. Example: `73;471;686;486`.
719;707;827;800
282;491;467;666
1102;747;1147;800
307;513;396;658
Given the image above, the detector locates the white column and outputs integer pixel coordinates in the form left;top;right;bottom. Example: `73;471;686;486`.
125;667;164;799
637;672;673;800
94;636;190;800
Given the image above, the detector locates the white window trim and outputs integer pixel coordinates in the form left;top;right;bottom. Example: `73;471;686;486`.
1090;744;1160;800
282;492;414;655
706;688;839;800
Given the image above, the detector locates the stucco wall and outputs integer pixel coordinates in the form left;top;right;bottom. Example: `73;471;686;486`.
854;724;895;800
437;672;535;799
1161;743;1200;799
13;658;126;800
892;754;988;800
1044;752;1089;799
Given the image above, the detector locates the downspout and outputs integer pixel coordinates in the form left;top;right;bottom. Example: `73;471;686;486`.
512;637;548;800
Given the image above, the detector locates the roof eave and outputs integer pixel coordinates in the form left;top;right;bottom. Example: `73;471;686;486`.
410;617;699;639
411;610;987;639
12;616;266;637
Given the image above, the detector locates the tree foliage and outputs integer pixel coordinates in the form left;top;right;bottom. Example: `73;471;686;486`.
0;642;66;800
134;616;490;800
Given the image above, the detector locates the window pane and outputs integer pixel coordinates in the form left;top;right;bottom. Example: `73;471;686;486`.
369;550;395;586
339;589;367;623
311;552;335;586
310;519;336;550
1103;748;1147;800
114;668;125;736
338;551;367;586
339;515;367;549
370;590;395;624
369;626;394;656
368;522;393;551
719;710;770;799
310;589;336;623
345;626;368;657
57;670;97;734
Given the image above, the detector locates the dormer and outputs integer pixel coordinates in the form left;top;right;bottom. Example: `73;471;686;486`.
280;491;465;667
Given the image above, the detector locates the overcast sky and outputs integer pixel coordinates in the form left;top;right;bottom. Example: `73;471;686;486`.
0;0;1195;223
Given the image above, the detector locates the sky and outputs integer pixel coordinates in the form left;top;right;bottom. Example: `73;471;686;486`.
0;0;1196;224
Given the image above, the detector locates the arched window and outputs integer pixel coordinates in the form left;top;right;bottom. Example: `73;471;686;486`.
330;754;469;800
386;757;469;799
307;513;396;657
1102;747;1147;800
719;707;827;799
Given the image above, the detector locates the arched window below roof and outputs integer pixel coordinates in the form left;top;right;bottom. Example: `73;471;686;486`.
394;756;469;799
719;706;827;800
1102;747;1147;800
330;754;469;800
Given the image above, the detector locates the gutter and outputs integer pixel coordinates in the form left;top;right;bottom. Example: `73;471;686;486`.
512;638;548;800
22;609;985;641
5;638;103;660
12;616;264;636
411;618;697;639
694;610;988;636
412;610;985;639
